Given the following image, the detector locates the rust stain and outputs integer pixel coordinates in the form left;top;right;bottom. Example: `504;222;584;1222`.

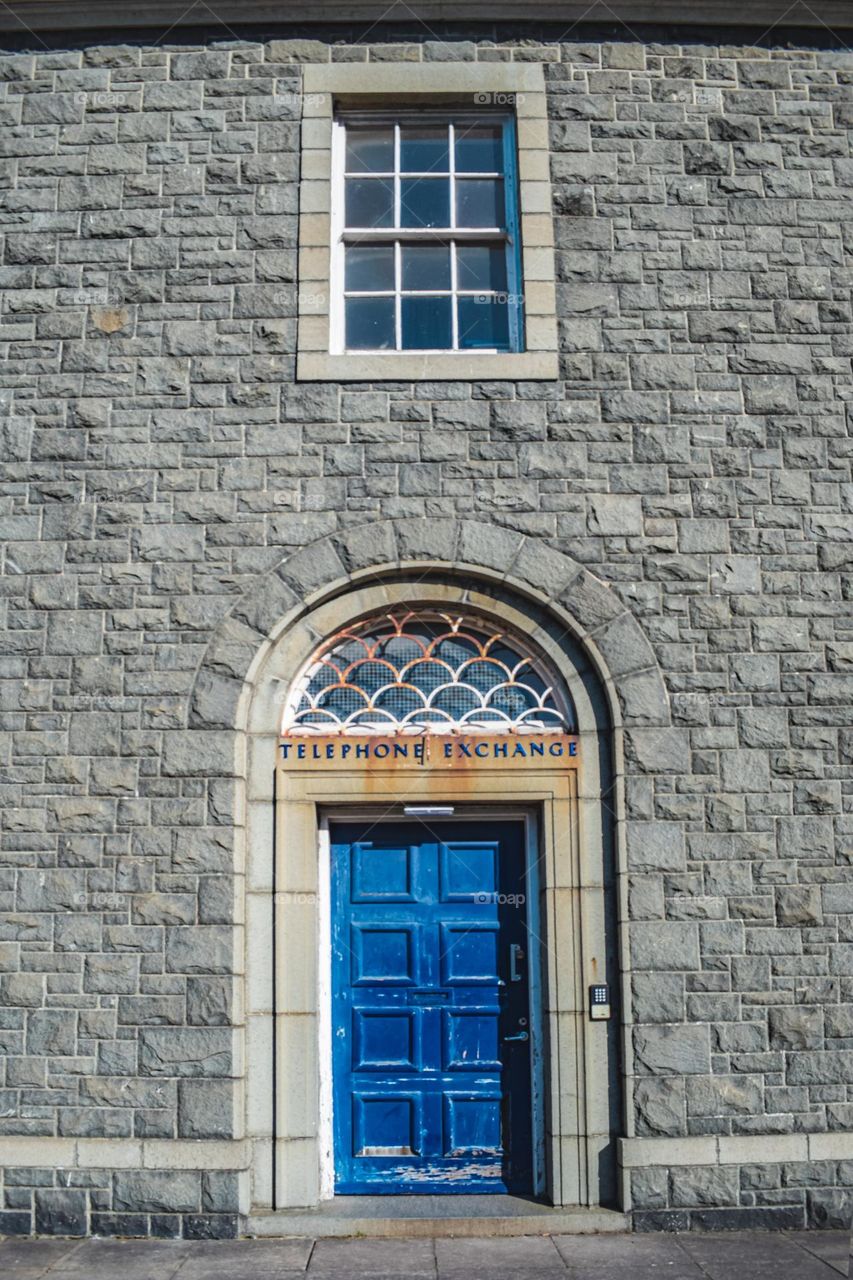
92;307;129;334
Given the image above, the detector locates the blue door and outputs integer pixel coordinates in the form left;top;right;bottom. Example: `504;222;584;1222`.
331;819;533;1194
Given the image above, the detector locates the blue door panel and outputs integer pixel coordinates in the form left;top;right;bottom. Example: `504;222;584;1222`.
443;1009;502;1071
440;924;500;986
353;1009;419;1071
352;843;415;902
444;1093;503;1155
351;924;418;985
332;820;533;1194
439;841;498;901
354;1093;420;1156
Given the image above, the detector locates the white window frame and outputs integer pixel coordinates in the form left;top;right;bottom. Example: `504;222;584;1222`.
330;112;523;357
296;62;558;382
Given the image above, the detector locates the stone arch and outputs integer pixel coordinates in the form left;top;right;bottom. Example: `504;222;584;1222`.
187;517;671;740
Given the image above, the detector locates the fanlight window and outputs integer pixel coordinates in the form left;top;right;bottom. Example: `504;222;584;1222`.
282;610;575;736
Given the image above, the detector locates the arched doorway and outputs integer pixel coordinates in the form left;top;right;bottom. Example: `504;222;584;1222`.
239;567;626;1213
282;606;577;1197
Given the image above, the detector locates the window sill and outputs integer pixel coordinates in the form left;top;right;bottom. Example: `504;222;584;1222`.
297;351;559;382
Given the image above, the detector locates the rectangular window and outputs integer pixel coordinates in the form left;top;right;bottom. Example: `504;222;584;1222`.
331;114;524;356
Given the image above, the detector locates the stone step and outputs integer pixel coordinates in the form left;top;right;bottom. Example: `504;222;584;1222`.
245;1197;629;1238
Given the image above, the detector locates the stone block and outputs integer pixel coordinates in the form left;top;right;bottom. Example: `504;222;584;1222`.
165;927;232;975
807;1188;853;1229
27;1010;76;1056
626;822;685;872
186;977;232;1026
113;1170;200;1213
84;955;138;995
769;1006;823;1051
776;886;822;927
669;1165;738;1208
161;732;236;779
634;1078;685;1137
34;1189;87;1236
178;1080;233;1139
632;973;685;1024
631;922;699;972
686;1074;763;1116
634;1025;710;1076
139;1028;231;1077
587;494;643;536
45;611;103;655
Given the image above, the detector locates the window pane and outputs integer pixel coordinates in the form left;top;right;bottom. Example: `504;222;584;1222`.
346;297;396;349
400;127;449;173
456;244;507;293
401;178;450;229
346;127;394;173
456;178;504;228
458;295;510;350
346;178;394;228
346;245;395;293
455;124;503;173
402;295;453;350
402;244;451;292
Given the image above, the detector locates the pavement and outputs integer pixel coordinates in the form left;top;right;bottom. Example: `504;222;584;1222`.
0;1231;848;1279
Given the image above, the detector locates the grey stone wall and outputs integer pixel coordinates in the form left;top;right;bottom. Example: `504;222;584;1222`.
0;27;851;1235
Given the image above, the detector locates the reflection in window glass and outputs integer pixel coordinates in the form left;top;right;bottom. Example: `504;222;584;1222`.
400;127;449;173
345;178;394;228
402;296;453;350
455;125;503;173
346;297;395;349
456;178;504;228
402;244;452;292
346;127;394;173
457;244;507;293
458;296;510;350
401;178;450;229
346;245;395;293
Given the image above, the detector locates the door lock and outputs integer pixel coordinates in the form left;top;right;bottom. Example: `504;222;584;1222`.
509;944;525;983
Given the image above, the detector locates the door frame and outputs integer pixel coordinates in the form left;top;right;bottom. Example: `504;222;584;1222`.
271;760;604;1210
318;807;546;1199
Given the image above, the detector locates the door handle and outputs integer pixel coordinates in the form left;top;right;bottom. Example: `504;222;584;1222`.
510;944;524;983
504;1031;529;1042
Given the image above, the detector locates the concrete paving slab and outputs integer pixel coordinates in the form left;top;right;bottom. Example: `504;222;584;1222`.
43;1238;192;1279
678;1230;842;1279
175;1237;313;1276
0;1238;83;1277
786;1231;849;1276
308;1237;436;1275
434;1234;566;1278
553;1232;704;1276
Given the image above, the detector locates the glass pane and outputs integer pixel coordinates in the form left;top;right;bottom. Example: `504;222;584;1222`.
401;295;453;350
456;178;504;228
400;127;449;173
458;295;510;350
455;124;504;173
345;127;394;173
346;297;395;350
456;244;507;293
402;244;451;292
345;178;394;229
346;245;395;293
401;178;450;229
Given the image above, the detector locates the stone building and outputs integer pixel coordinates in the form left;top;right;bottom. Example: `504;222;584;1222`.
0;0;851;1241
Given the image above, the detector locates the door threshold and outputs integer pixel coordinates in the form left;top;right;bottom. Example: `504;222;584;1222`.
245;1197;629;1238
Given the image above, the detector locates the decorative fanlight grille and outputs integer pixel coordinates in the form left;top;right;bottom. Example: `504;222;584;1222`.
282;610;575;735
